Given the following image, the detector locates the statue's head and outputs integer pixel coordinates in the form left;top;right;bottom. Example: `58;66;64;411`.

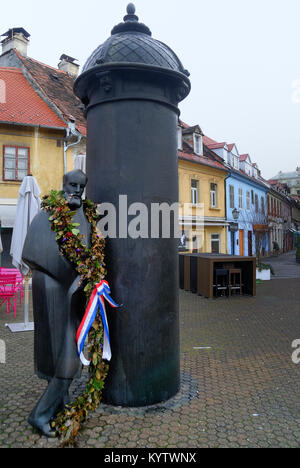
63;170;88;210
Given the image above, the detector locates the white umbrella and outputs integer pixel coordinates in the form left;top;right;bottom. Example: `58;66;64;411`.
6;175;41;332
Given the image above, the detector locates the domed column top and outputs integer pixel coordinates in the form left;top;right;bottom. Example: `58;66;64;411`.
74;4;191;108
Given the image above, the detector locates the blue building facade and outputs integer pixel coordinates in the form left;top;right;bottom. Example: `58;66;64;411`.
226;170;269;257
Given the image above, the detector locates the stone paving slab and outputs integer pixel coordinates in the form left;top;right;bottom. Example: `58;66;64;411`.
264;250;300;279
0;278;300;448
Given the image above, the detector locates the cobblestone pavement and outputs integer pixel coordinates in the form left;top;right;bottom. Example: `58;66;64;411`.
264;250;300;279
1;276;300;448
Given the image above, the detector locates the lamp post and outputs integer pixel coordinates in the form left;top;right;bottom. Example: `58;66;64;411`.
232;208;240;221
230;208;240;255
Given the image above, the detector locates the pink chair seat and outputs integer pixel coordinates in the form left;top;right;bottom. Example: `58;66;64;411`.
0;268;24;306
0;273;18;318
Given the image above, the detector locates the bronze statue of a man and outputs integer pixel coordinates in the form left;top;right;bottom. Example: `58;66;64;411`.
22;170;91;438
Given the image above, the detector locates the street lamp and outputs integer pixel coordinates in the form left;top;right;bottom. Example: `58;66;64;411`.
232;208;240;220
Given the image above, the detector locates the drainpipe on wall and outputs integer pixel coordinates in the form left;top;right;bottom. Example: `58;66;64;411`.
63;121;82;174
224;173;231;254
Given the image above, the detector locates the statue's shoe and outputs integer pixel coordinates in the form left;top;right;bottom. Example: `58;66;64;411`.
28;419;57;439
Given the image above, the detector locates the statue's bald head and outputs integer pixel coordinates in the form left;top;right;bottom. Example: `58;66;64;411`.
63;170;88;209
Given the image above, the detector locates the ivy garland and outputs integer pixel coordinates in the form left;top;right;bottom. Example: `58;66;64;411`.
41;190;108;447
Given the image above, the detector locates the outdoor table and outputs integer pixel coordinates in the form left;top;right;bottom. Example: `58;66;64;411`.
179;253;256;298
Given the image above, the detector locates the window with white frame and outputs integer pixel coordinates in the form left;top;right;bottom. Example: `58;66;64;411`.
238;187;243;209
229;185;235;209
3;145;29;181
193;133;203;156
211;234;220;254
246;191;251;210
210;183;217;208
191;179;199;205
245;162;251;176
233;155;239;170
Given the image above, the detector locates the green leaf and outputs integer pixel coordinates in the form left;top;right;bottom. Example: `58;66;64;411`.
93;379;104;391
72;229;80;236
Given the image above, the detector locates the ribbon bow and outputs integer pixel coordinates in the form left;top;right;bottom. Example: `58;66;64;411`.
76;280;120;366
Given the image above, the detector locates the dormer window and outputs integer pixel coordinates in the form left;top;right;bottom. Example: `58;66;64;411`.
194;133;203;156
232;154;239;170
245;163;251;176
252;166;258;178
177;127;182;150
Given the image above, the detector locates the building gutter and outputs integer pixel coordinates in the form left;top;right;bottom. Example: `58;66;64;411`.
0;120;66;131
63;122;82;175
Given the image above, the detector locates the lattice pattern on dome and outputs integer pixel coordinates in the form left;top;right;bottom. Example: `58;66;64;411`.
82;33;185;74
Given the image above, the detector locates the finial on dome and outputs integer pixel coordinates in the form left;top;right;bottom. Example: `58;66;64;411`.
124;3;139;22
127;3;136;15
111;3;152;36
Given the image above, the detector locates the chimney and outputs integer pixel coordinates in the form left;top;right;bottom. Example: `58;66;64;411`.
58;54;79;77
1;28;30;56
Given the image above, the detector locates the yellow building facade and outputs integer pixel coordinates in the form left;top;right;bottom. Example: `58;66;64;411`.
0;39;86;266
0;124;74;200
0;122;83;266
178;155;228;254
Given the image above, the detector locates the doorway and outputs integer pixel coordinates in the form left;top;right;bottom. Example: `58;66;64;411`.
239;229;244;256
248;231;253;256
231;231;235;255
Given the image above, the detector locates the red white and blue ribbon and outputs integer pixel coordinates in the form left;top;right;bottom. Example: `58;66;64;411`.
76;280;120;366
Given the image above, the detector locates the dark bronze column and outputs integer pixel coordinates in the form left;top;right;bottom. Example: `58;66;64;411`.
74;4;191;407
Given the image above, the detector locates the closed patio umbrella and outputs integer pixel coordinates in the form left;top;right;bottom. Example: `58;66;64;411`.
6;175;41;332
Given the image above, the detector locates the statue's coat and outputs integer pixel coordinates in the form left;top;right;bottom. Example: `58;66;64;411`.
22;207;91;380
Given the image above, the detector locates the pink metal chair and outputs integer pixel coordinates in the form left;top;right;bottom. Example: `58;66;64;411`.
0;273;18;318
0;268;24;305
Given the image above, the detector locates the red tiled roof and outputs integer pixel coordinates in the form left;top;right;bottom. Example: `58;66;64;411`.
14;50;86;136
178;149;227;171
178;119;190;129
0;67;67;128
240;153;249;162
206;142;227;150
227;143;235;152
203;135;218;146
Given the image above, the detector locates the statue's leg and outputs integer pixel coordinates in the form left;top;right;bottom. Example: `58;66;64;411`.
28;377;72;437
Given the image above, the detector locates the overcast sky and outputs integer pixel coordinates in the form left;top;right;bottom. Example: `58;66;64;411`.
2;0;300;179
